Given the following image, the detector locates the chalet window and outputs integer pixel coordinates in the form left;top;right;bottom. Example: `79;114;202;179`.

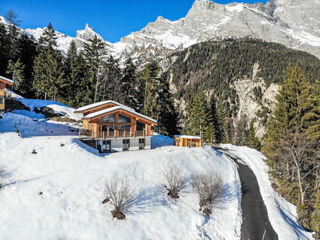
118;125;131;131
122;139;130;151
102;114;115;123
136;121;145;131
0;96;4;104
119;114;131;123
139;138;145;150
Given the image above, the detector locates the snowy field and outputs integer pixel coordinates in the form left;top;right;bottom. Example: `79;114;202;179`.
222;145;314;240
0;100;241;240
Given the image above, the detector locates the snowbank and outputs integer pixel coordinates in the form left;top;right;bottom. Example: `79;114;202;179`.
0;132;241;240
14;97;81;121
222;144;314;240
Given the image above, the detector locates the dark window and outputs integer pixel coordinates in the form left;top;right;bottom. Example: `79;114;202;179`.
136;121;145;131
139;138;145;150
118;125;131;131
102;114;115;123
122;139;130;151
119;114;131;123
0;97;4;104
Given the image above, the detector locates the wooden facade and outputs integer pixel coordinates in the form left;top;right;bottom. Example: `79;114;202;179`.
0;76;14;111
75;101;157;139
174;135;202;148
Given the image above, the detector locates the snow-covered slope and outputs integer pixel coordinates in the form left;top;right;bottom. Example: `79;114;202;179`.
222;144;314;240
0;111;242;239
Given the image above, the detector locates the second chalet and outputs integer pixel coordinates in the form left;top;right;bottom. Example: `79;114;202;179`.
74;100;157;153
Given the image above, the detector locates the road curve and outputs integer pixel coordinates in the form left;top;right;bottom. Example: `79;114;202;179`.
216;148;278;240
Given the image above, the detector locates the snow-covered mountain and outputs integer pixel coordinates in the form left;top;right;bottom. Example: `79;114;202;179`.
2;0;319;63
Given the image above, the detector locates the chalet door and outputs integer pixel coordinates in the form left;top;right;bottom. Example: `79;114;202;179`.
122;139;130;151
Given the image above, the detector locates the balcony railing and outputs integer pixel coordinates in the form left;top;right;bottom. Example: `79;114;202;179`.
79;129;151;139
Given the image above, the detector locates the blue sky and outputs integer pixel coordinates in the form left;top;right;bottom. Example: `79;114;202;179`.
1;0;268;43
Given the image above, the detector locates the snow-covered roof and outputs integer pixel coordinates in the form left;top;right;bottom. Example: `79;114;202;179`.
174;135;201;139
0;75;14;85
83;105;157;124
74;100;134;113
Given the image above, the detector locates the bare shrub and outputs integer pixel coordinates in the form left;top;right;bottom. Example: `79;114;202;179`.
191;171;223;215
163;165;187;199
105;176;134;220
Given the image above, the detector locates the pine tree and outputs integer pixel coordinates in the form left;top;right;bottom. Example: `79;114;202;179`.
98;55;121;102
246;120;261;150
156;72;180;136
82;35;105;103
185;91;211;141
137;61;160;115
209;96;223;143
263;65;320;234
6;58;25;90
118;57;138;109
33;23;64;100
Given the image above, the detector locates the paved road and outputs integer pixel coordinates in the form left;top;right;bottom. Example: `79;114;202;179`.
217;148;278;240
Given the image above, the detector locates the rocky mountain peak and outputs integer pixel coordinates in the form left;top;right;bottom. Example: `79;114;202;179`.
76;24;104;41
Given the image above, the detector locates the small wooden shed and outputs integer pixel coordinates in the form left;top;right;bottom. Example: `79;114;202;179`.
174;135;202;148
0;76;14;111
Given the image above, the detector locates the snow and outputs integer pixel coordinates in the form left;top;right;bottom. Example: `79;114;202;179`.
75;100;133;113
282;29;320;47
80;103;157;124
174;135;201;139
226;3;244;13
0;106;242;239
222;144;314;240
15;98;81;121
0;75;14;84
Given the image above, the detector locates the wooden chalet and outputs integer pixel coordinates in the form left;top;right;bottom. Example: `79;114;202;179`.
74;100;157;152
0;76;14;111
174;135;202;148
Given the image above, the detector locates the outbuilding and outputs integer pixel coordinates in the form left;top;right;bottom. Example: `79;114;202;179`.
0;76;14;111
174;135;202;148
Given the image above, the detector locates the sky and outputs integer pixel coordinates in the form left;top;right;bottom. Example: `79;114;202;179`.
1;0;269;43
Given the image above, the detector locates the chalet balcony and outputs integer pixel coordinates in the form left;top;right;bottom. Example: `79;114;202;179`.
79;129;152;139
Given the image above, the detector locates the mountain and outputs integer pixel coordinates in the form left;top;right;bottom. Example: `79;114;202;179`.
7;0;319;64
166;38;320;137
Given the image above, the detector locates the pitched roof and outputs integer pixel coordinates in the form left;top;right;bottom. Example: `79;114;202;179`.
75;100;134;113
82;105;157;124
174;135;201;139
0;75;14;85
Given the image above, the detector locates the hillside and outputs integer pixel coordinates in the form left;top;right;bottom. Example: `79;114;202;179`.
0;99;242;239
166;38;320;136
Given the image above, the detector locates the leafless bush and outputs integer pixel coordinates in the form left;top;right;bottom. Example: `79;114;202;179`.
191;171;223;215
163;165;187;199
105;176;134;220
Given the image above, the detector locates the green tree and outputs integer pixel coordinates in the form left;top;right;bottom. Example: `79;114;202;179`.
33;23;64;100
6;58;24;90
246;120;261;150
119;57;138;109
82;35;105;103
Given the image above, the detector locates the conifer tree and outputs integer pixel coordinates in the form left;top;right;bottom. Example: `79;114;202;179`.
119;57;138;109
137;61;160;115
209;96;223;143
185;91;211;140
246;120;261;150
98;55;121;102
33;23;64;100
156;72;180;136
82;35;105;103
6;58;24;90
